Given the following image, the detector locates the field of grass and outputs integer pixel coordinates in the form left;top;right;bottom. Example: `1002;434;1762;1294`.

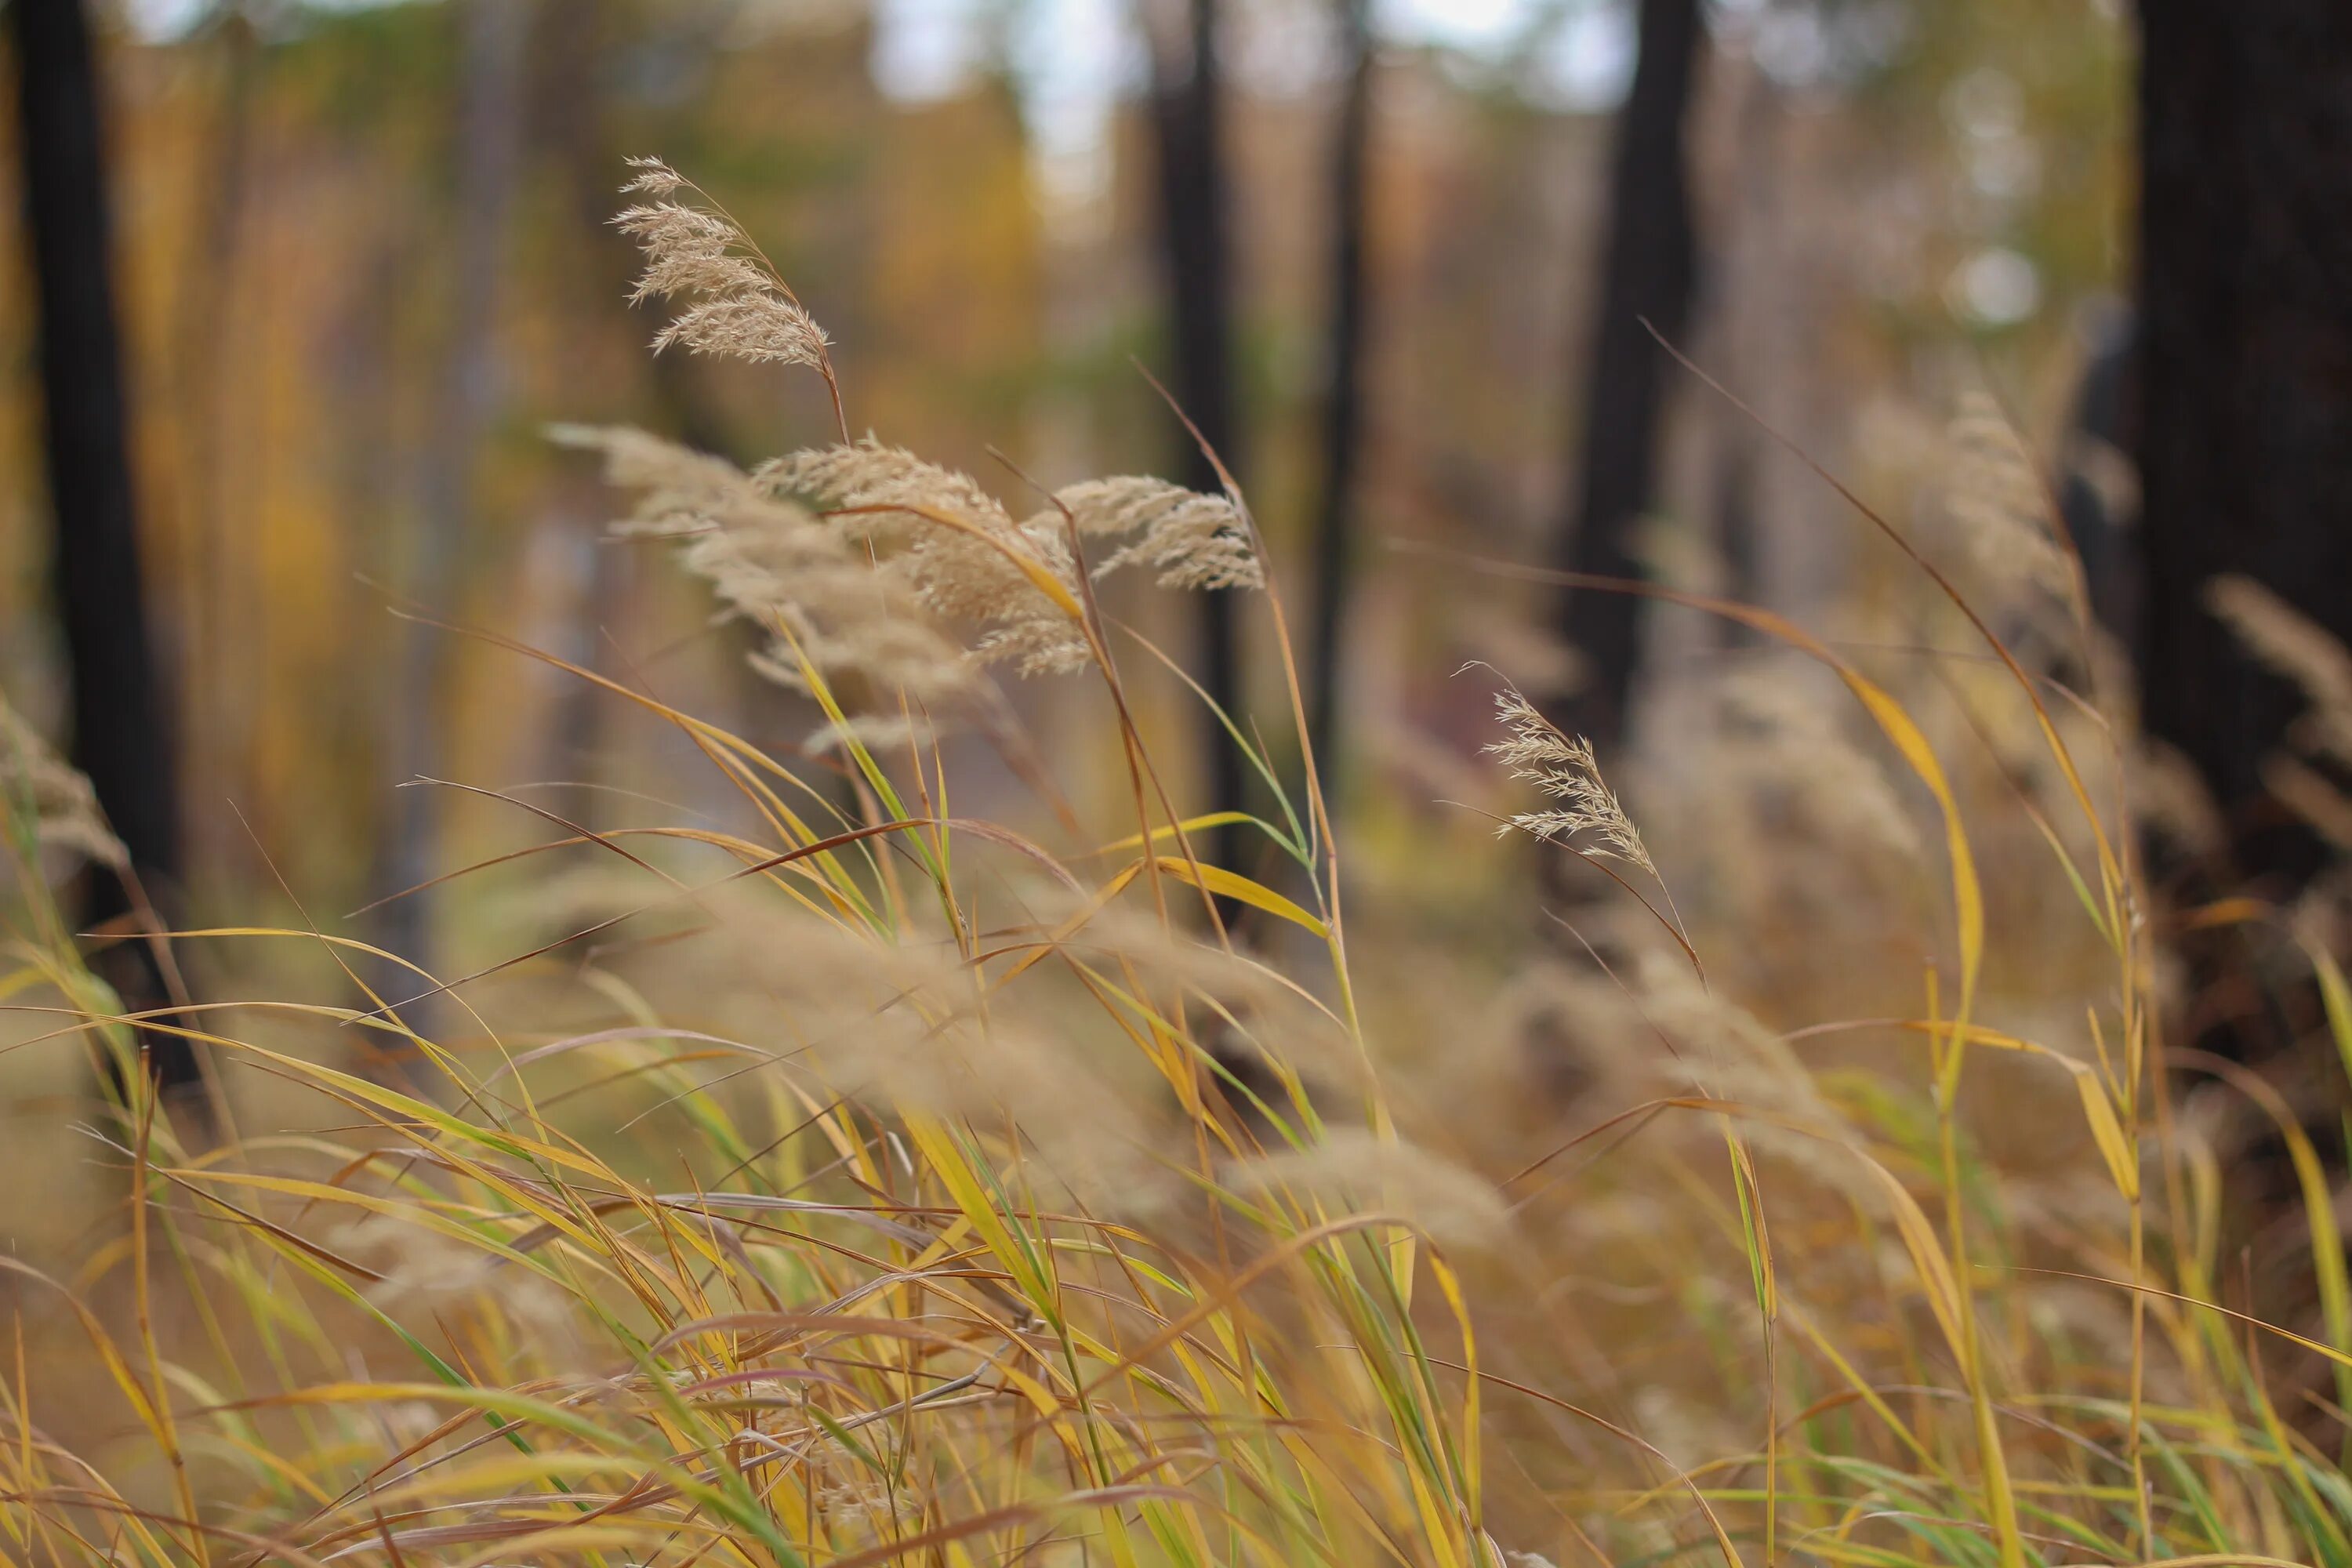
0;161;2347;1568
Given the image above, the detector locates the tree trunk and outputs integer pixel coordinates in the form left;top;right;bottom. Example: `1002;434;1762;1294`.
2135;0;2352;1388
528;0;740;806
2135;0;2352;895
532;0;631;804
378;0;531;1010
9;0;191;1087
2056;309;2139;657
1305;0;1374;800
174;2;261;881
1550;0;1703;756
1147;0;1247;877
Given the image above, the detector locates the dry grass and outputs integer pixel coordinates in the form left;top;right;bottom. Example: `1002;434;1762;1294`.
0;162;2347;1568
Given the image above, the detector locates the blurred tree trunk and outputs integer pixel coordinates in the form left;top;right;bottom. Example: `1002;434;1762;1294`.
2056;309;2139;658
532;0;635;803
2136;0;2352;1379
9;0;192;1087
1713;437;1759;628
1550;0;1703;755
1147;0;1246;877
2135;0;2352;896
1704;49;1776;648
379;0;531;1006
173;2;261;874
528;0;737;806
1305;0;1373;800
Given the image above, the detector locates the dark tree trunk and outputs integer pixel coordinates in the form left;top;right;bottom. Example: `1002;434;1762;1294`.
1551;0;1703;754
1148;0;1246;876
2136;0;2352;895
2056;310;2140;657
9;0;191;1087
175;2;261;866
378;0;530;1006
2135;0;2352;1377
1305;0;1374;798
533;0;633;800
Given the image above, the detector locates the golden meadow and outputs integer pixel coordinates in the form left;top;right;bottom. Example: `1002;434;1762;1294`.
1;158;2347;1568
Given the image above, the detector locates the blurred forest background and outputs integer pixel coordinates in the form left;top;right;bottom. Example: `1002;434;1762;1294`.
0;0;2129;961
18;2;2352;1553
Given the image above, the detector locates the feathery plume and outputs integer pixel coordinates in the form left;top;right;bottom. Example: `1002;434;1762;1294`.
1718;669;1920;862
568;425;1269;705
763;439;1018;536
553;425;978;714
607;162;1259;685
2264;757;2352;851
1636;959;1851;1189
616;158;829;370
764;440;1094;675
1945;390;2074;603
620;154;684;196
1485;685;1656;876
2130;739;2227;858
1229;1129;1508;1250
2208;573;2352;765
1050;476;1262;590
0;693;127;871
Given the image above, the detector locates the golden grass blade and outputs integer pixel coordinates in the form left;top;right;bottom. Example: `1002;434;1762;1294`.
1139;858;1329;939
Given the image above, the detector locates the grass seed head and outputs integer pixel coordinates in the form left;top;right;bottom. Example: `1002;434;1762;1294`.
764;439;1094;675
1484;684;1657;876
1945;389;2074;605
0;691;128;872
1230;1129;1508;1251
1054;475;1263;590
2211;571;2352;765
616;159;830;369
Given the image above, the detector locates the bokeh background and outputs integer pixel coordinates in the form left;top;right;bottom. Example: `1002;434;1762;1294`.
1;0;2185;1276
20;9;2352;1551
0;0;2125;929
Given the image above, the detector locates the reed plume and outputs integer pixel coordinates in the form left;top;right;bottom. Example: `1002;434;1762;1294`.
1484;684;1656;876
0;690;126;871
